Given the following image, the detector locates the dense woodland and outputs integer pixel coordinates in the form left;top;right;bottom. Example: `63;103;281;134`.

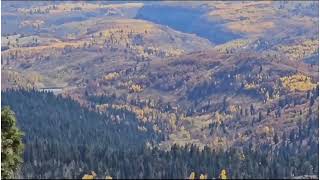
1;89;319;179
1;1;319;179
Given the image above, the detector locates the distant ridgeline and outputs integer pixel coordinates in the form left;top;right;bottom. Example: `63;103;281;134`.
1;89;319;179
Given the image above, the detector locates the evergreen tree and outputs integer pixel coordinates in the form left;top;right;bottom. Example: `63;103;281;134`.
1;107;24;179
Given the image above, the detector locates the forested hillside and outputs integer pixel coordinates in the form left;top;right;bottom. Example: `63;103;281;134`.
1;1;319;179
1;90;319;179
1;90;160;178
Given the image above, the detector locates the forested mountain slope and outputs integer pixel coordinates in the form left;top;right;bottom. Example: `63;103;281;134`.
1;1;318;179
1;90;160;178
2;90;318;179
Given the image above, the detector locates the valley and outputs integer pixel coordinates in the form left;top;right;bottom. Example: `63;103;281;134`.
1;1;319;179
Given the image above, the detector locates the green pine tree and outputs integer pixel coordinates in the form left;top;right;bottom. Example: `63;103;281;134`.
1;107;24;179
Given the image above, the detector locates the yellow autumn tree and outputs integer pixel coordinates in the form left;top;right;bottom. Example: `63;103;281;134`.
129;84;143;93
280;74;316;92
105;175;112;179
189;172;195;179
82;174;94;180
104;72;120;81
219;169;228;179
200;173;207;179
82;171;97;179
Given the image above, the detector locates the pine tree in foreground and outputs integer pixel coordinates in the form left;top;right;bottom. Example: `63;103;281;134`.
1;107;24;179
